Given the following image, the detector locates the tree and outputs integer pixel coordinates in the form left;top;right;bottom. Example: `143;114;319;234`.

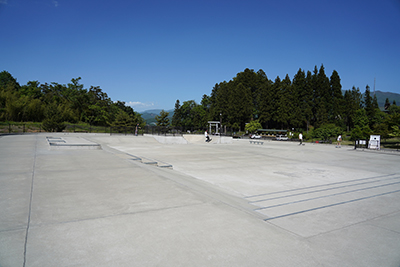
245;119;262;133
42;102;66;132
155;109;170;126
364;85;375;127
275;74;291;129
350;125;371;141
0;71;20;90
311;123;341;141
389;126;400;138
112;110;136;132
228;82;252;129
257;77;273;128
171;99;181;127
20;81;42;99
354;108;369;128
293;69;310;130
313;65;329;126
269;76;282;128
330;70;343;125
384;98;391;110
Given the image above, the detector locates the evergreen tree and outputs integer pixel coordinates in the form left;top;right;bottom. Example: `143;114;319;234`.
311;65;328;126
0;71;20;90
200;94;211;123
373;94;379;110
171;99;181;127
155;110;170;126
303;70;314;131
276;74;292;129
384;98;391;110
293;69;309;129
112;110;137;132
227;82;252;129
257;74;273;128
270;76;282;128
330;70;343;124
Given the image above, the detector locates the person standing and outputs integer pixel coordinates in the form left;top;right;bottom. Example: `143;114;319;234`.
336;134;342;148
299;132;303;145
135;124;139;136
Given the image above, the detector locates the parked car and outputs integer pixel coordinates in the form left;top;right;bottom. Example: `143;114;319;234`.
276;134;288;141
250;134;261;139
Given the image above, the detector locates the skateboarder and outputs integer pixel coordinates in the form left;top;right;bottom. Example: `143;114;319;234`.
205;130;211;142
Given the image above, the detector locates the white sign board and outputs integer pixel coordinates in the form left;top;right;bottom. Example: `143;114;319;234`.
368;135;380;150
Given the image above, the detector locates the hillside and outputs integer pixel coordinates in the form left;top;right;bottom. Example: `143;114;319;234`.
374;90;400;107
141;109;174;125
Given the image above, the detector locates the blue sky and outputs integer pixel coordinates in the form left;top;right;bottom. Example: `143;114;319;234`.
1;0;400;112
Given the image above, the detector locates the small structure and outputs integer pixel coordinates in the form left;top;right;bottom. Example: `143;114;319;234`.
208;121;220;135
368;135;381;150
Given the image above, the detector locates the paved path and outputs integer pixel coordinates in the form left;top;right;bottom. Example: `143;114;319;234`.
1;133;400;266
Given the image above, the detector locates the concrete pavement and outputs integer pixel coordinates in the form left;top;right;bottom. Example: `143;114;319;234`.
1;133;400;266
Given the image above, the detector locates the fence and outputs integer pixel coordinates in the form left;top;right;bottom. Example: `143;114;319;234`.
0;123;143;135
0;123;43;134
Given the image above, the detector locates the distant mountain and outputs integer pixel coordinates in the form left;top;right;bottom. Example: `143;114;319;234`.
373;90;400;107
141;109;174;125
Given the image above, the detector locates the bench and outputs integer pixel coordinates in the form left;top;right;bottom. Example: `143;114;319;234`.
249;140;264;145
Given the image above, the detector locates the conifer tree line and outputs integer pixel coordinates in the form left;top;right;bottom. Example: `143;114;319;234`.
0;71;145;131
172;65;400;139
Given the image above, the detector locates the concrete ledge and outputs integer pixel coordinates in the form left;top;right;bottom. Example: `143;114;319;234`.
47;136;102;150
49;143;102;150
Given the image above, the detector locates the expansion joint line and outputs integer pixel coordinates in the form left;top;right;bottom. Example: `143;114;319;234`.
23;136;38;267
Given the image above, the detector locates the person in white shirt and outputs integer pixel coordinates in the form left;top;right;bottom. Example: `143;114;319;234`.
336;134;342;148
205;130;211;142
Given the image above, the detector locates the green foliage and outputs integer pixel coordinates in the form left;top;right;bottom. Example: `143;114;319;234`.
2;68;400;139
373;123;390;139
171;100;181;127
245;120;262;133
42;103;66;132
206;65;351;131
171;66;399;140
353;109;369;128
174;100;207;130
155;110;170;126
112;110;136;128
350;125;371;141
311;123;342;141
389;126;400;138
0;71;144;129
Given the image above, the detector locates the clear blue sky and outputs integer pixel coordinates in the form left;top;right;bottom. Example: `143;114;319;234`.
1;0;400;112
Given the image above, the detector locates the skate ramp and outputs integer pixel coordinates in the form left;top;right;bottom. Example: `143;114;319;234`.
151;135;188;144
183;134;232;144
182;134;207;144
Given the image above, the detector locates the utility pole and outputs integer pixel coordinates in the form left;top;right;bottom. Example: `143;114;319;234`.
374;77;376;96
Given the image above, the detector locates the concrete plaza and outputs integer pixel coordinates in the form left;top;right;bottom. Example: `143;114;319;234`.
1;133;399;266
